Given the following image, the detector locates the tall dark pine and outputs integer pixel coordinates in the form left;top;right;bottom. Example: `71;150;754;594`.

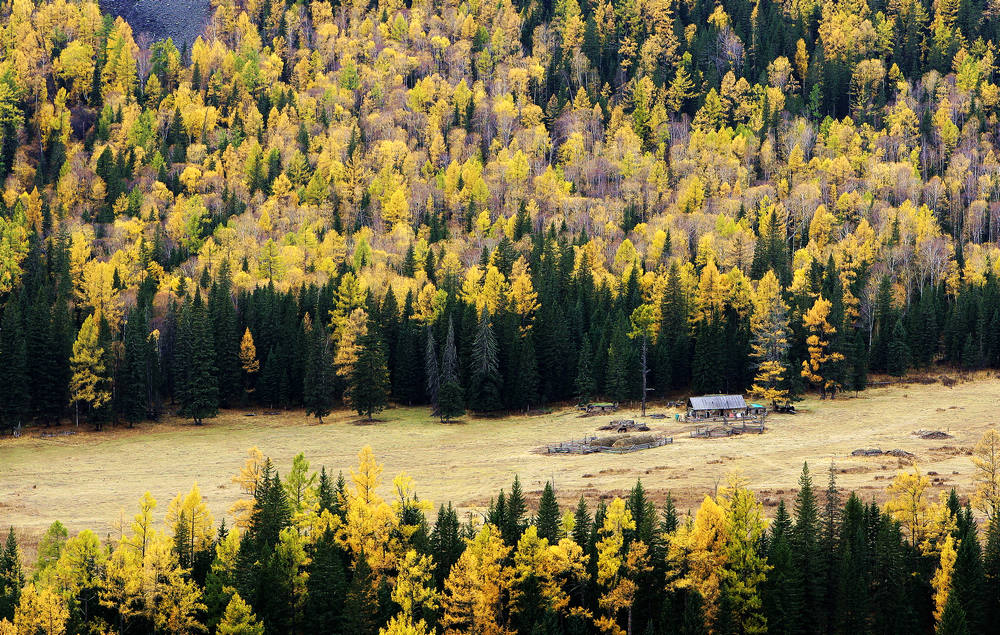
425;326;440;412
303;322;334;423
574;334;596;404
119;307;150;426
438;318;464;422
0;527;24;622
208;264;241;407
175;291;218;424
469;307;503;412
535;481;561;544
348;332;389;420
0;302;28;431
790;462;824;634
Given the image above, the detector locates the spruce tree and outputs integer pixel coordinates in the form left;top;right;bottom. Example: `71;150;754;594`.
431;503;463;586
503;476;528;546
0;527;24;622
790;462;824;634
936;591;971;635
510;331;540;411
342;553;378;635
887;317;910;376
176;290;219;424
469;307;503;412
0;302;28;431
303;322;334;423
304;528;347;633
424;326;440;412
120;307;150;426
984;516;1000;628
574;334;597;404
438;318;464;421
209;263;241;407
348;332;389;420
535;481;561;544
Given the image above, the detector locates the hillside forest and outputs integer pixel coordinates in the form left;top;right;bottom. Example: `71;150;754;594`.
0;441;999;634
2;0;1000;426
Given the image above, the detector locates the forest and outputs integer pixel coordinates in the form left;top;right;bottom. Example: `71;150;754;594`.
1;438;1000;634
1;0;1000;428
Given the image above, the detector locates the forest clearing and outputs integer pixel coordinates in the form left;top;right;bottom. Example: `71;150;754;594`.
3;375;997;556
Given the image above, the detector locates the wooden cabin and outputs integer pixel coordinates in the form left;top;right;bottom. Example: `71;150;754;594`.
686;395;764;420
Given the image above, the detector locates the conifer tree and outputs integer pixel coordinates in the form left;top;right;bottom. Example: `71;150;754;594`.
304;528;347;633
790;463;824;633
119;307;150;426
217;593;265;635
239;328;259;403
504;476;528;546
887;317;910;376
0;528;23;622
348;331;389;420
431;503;463;587
0;302;27;432
209;264;241;407
535;481;561;544
469;307;503;412
574;334;597;404
176;291;218;424
424;327;439;411
438;319;464;422
69;314;111;428
749;270;791;407
303;321;334;423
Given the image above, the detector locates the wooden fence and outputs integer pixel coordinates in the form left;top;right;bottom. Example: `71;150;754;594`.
545;435;673;454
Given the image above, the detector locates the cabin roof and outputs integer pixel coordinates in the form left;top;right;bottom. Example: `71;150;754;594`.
688;395;747;411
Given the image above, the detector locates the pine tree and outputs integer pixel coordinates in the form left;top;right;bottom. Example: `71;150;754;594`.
209;263;241;407
469;307;503;412
348;331;389;420
303;321;334;423
119;307;150;426
936;591;971;635
887;317;910;376
304;529;347;633
790;463;824;633
431;503;464;587
342;553;378;635
535;481;561;544
984;516;1000;628
176;291;218;424
574;334;597;404
424;326;440;412
0;528;24;622
0;302;28;432
504;476;528;546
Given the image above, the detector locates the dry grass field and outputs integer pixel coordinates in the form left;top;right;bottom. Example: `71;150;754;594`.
2;375;999;559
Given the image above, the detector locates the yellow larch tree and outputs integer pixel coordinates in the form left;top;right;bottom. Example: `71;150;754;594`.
230;446;266;529
239;328;259;399
749;270;791;406
381;549;439;635
972;429;1000;521
931;533;957;624
667;494;729;628
594;497;649;635
69;314;111;426
342;446;402;579
800;295;844;397
441;523;514;635
165;482;215;567
13;584;69;635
